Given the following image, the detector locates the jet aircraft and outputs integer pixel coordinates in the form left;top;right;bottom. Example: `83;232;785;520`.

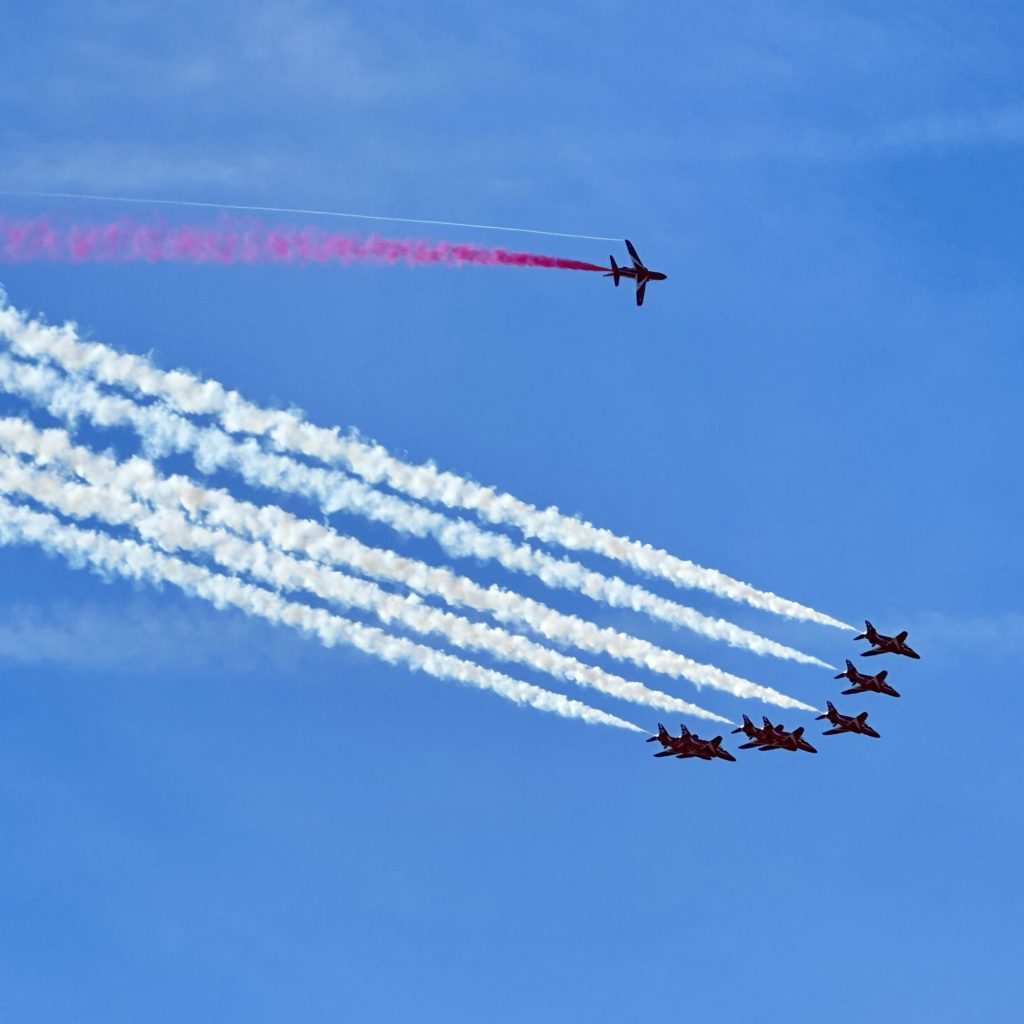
744;718;818;753
605;239;667;306
646;723;736;762
834;659;901;698
816;701;881;739
854;620;920;659
732;714;783;749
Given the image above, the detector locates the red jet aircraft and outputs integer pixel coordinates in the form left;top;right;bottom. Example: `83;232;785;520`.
646;723;736;762
744;718;818;754
854;620;921;659
834;659;901;698
816;701;881;739
732;714;785;749
605;239;667;306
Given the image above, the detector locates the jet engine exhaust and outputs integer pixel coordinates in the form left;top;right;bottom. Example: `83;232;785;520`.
0;217;609;273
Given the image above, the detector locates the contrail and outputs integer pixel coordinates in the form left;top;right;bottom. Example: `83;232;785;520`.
0;349;830;671
0;190;621;241
0;299;852;630
0;495;642;732
0;217;608;271
0;418;814;711
0;449;733;723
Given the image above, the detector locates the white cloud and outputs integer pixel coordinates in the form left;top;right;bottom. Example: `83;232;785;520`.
0;596;315;674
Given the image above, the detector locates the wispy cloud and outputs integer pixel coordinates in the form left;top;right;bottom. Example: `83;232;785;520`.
0;597;293;674
770;104;1024;162
0;145;252;192
914;610;1024;661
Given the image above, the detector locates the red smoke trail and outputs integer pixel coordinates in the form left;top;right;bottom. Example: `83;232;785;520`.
0;217;607;272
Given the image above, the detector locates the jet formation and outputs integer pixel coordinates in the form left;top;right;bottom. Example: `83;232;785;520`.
731;715;817;753
647;621;920;765
647;723;736;762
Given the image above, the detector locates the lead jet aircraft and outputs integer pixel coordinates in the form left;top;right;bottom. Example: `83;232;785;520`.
605;239;667;306
853;620;921;659
816;701;881;739
647;723;736;762
834;659;901;698
751;720;818;754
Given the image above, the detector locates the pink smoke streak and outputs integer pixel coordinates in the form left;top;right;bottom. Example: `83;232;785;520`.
0;217;607;272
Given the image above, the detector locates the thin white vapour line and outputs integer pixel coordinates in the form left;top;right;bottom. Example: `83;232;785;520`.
0;450;733;722
0;495;641;731
0;299;852;630
0;349;829;672
0;190;621;242
0;417;813;712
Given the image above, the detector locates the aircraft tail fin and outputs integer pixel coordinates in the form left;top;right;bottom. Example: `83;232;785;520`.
853;621;872;641
646;722;669;742
605;255;621;285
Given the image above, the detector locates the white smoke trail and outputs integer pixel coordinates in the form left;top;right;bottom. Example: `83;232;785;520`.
0;299;851;630
0;448;734;723
0;350;832;671
0;495;641;731
0;418;814;711
0;190;621;241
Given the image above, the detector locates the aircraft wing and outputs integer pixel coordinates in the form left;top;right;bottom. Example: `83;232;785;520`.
821;727;847;736
625;238;644;269
636;280;647;307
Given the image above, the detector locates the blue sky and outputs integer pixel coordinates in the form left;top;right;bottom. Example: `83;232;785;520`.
1;2;1023;1020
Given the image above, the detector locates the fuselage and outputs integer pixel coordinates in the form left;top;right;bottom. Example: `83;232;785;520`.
615;266;667;284
856;622;920;659
820;708;880;737
842;675;901;698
